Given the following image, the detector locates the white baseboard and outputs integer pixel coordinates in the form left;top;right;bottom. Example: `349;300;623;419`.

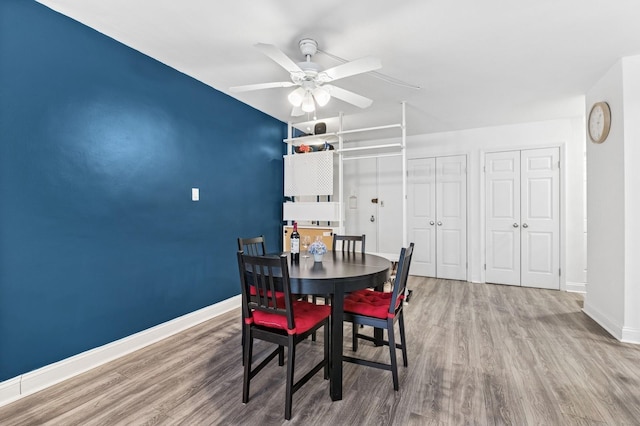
582;300;622;340
565;281;586;293
0;378;21;407
0;295;241;408
621;326;640;344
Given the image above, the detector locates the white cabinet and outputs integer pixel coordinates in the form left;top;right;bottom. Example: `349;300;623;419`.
408;155;467;280
485;148;560;289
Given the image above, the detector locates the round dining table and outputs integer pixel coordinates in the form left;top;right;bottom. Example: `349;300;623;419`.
286;251;391;401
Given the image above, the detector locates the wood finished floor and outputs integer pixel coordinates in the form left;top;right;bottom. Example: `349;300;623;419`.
2;277;640;425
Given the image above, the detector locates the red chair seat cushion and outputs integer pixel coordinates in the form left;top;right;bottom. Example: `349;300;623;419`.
252;301;331;335
344;289;402;319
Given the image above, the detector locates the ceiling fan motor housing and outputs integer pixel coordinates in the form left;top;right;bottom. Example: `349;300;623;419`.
299;38;318;57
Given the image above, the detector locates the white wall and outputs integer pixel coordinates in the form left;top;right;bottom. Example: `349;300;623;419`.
341;117;587;288
622;56;640;341
584;60;628;339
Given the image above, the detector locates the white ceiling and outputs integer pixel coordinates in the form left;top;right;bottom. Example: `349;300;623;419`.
36;0;640;136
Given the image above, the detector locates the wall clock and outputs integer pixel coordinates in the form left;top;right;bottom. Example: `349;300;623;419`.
588;101;611;144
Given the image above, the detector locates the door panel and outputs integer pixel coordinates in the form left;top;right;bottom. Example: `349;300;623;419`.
440;229;462;266
408;158;436;276
521;148;559;289
485;151;521;285
344;158;378;249
344;156;403;254
377;155;403;254
436;156;467;280
490;230;517;269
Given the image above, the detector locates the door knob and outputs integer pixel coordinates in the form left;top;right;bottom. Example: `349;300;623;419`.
437;221;443;226
522;223;529;228
430;221;435;225
370;215;375;222
513;223;519;228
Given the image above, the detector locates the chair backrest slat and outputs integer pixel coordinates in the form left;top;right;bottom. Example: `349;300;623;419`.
238;235;267;256
389;243;414;316
332;234;366;254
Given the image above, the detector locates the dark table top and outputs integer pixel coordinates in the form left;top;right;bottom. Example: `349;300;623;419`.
284;251;391;294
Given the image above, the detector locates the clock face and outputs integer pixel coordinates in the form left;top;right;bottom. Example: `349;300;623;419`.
588;102;611;144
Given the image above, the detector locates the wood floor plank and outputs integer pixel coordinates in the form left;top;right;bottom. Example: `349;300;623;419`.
2;277;640;425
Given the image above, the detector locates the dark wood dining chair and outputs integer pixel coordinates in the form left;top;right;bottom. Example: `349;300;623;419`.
237;252;331;420
332;234;366;254
341;243;414;390
237;236;285;364
237;235;267;256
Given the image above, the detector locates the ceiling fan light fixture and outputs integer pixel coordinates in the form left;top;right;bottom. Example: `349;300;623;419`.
312;87;331;107
301;91;316;112
287;87;305;107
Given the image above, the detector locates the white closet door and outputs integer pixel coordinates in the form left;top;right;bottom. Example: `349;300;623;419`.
408;158;436;276
436;155;467;280
344;158;378;249
485;148;560;290
377;155;403;254
520;148;560;289
485;151;521;285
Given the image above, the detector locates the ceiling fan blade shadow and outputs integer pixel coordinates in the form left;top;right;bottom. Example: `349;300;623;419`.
291;105;304;116
324;84;373;109
320;56;382;82
255;43;303;74
229;81;296;92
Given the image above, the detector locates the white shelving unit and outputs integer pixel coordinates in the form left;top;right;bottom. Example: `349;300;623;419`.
283;102;408;247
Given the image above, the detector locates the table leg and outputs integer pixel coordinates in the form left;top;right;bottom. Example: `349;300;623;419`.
330;290;343;401
373;282;385;346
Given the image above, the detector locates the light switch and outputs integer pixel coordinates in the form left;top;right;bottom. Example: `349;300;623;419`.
192;188;199;201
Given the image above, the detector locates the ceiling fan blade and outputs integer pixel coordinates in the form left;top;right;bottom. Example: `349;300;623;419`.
255;43;303;74
320;56;382;82
324;84;373;109
229;81;296;92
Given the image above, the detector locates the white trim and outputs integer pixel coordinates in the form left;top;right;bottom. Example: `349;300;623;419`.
0;377;21;407
621;326;640;344
583;299;622;340
0;295;241;407
565;281;587;293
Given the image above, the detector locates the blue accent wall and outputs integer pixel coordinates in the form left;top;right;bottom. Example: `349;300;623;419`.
0;1;285;381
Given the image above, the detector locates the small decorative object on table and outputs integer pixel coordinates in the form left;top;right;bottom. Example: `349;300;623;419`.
308;238;327;262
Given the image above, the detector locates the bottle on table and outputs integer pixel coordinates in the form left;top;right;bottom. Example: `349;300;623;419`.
290;221;300;263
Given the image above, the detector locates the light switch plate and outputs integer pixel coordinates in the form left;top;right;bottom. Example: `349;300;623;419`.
192;188;199;201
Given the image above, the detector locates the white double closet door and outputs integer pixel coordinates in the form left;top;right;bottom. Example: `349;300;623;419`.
408;155;467;280
485;148;560;289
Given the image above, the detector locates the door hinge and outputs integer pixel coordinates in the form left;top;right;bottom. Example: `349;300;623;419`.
484;263;486;270
483;166;486;173
557;161;560;169
559;268;561;276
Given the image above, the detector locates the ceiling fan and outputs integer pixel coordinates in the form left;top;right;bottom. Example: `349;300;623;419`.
229;38;382;116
